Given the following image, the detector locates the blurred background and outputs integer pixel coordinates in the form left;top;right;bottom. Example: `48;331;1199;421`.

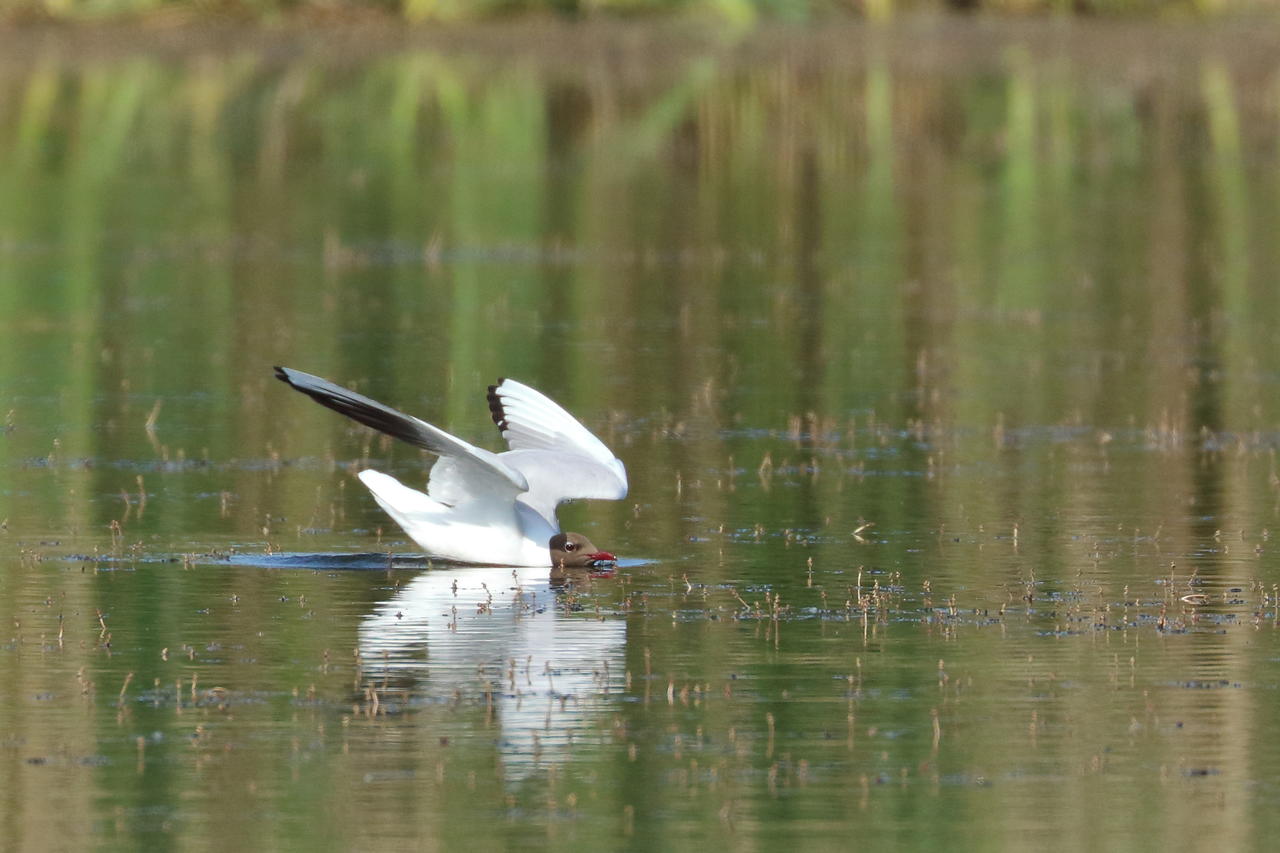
3;10;1280;852
3;0;1278;23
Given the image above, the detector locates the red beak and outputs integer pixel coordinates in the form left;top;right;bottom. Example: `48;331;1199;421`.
587;551;616;565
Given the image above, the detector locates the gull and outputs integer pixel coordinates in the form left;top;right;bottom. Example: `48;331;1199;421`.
273;367;626;567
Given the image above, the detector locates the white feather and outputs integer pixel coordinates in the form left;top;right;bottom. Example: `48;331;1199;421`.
490;379;621;468
488;378;628;527
359;470;555;566
276;366;626;566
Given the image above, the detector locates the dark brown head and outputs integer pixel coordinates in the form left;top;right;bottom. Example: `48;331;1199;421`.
549;532;616;568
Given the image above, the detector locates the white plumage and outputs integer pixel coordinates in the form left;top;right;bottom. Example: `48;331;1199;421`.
274;368;627;566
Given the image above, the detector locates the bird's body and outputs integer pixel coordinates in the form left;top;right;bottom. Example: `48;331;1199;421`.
274;367;625;567
357;469;557;566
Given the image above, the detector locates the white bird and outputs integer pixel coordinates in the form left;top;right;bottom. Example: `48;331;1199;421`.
274;367;626;567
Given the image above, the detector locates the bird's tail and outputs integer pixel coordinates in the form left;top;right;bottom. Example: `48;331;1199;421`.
357;470;445;521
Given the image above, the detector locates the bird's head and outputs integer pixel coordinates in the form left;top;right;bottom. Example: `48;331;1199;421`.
549;532;616;569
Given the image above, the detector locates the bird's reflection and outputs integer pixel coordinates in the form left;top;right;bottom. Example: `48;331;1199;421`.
357;565;624;780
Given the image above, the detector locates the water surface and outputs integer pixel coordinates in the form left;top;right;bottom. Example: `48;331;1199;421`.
3;20;1280;851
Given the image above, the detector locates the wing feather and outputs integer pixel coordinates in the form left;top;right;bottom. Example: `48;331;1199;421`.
275;367;626;527
486;378;628;525
275;367;527;503
487;379;621;469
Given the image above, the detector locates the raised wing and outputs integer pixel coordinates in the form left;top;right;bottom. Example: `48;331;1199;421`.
274;367;527;504
487;378;620;466
486;378;628;524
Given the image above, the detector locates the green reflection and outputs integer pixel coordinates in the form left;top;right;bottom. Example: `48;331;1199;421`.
2;25;1280;852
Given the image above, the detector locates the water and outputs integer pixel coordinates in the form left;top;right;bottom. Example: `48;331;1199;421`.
4;19;1280;851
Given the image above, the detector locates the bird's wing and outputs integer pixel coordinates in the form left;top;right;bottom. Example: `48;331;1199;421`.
487;378;619;466
275;367;527;505
499;449;627;527
486;378;628;523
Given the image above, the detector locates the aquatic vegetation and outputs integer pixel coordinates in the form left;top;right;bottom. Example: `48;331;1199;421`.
2;0;1271;23
4;20;1280;851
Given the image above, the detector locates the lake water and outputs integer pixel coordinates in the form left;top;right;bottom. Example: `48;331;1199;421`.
3;19;1280;851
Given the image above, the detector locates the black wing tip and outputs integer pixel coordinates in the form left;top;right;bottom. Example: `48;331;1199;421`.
486;381;507;429
275;365;324;393
272;369;440;454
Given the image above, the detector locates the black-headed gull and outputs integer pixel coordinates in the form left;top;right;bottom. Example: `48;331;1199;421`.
274;367;626;567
